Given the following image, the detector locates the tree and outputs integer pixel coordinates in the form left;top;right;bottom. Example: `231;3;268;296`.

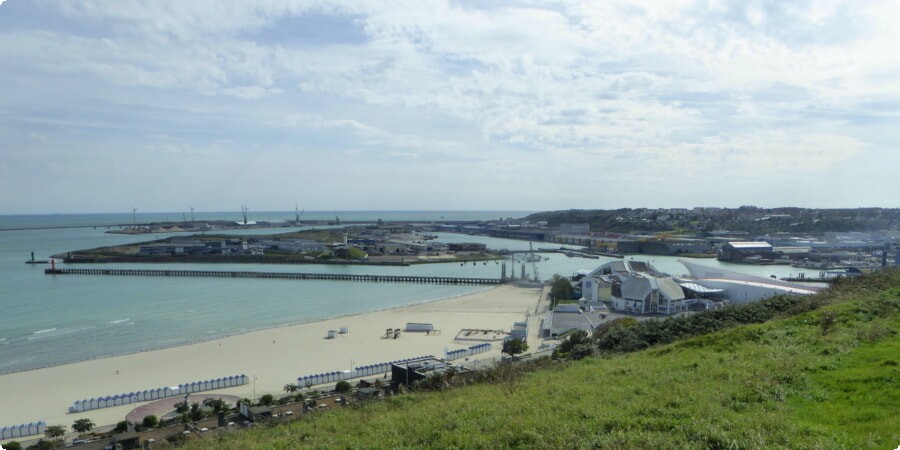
72;418;94;434
113;421;129;433
141;415;158;429
502;338;529;358
284;383;298;394
189;402;204;421
4;441;22;450
30;440;57;450
259;394;274;406
203;397;228;413
44;425;66;439
335;380;351;393
550;274;574;308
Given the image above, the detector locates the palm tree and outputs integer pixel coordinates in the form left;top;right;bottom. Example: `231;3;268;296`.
283;383;298;394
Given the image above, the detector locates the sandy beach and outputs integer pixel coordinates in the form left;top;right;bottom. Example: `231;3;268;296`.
0;284;545;430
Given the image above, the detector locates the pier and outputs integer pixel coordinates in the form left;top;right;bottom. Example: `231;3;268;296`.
44;268;501;285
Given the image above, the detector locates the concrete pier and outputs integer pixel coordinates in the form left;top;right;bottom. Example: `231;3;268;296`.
45;268;501;285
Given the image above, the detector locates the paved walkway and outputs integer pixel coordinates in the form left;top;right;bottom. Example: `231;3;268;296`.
125;394;242;423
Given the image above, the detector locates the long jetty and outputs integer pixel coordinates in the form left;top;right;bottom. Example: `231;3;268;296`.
44;268;501;285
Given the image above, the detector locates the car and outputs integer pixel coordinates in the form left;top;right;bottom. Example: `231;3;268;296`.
199;427;209;432
284;410;294;416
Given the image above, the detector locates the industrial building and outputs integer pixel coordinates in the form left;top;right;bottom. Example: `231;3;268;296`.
391;357;452;387
617;238;712;255
717;241;775;262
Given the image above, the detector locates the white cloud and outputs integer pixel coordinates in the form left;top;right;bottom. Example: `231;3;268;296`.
0;0;898;212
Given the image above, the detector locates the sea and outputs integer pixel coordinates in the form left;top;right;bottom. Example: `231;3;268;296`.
0;211;822;374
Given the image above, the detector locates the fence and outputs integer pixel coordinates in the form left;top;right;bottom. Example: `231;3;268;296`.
0;421;46;440
444;343;492;361
297;355;435;387
69;374;249;413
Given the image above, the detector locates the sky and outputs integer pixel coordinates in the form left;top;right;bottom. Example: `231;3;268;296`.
1;0;899;214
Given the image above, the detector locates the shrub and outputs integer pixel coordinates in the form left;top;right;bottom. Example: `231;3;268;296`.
141;415;158;429
335;380;352;393
113;421;129;433
259;394;275;406
555;330;594;360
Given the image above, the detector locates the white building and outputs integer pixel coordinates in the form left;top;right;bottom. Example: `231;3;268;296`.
580;260;687;314
679;260;821;303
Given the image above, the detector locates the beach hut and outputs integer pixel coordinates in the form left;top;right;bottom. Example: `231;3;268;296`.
327;330;337;339
27;422;37;436
73;400;84;412
339;326;348;334
200;380;210;391
89;398;98;410
241;374;249;385
98;397;109;408
113;395;123;406
1;426;9;440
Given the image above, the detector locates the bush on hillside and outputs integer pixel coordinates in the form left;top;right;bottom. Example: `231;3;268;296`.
594;294;825;353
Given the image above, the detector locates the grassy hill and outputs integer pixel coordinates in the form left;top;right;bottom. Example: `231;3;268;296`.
185;270;899;449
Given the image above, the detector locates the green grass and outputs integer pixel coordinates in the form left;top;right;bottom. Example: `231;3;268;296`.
184;271;900;449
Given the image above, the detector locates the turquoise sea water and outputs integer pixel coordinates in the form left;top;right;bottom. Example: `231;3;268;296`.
0;211;820;374
0;211;530;374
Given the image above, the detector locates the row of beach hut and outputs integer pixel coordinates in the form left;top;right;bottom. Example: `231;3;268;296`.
445;343;492;361
297;355;435;387
69;374;249;413
0;421;46;440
